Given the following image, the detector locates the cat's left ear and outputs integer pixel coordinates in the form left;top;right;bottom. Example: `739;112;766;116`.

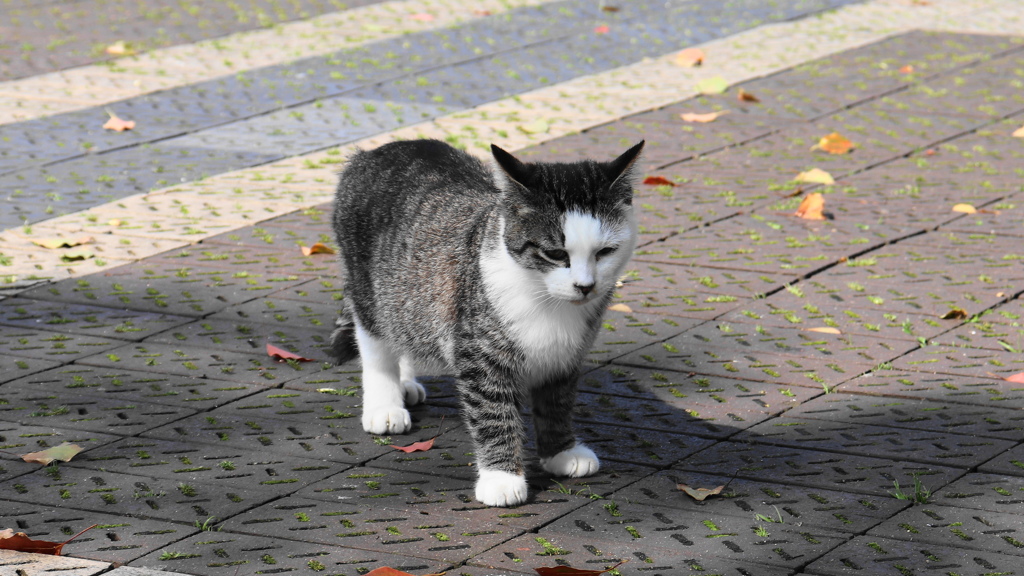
605;140;645;204
490;144;530;194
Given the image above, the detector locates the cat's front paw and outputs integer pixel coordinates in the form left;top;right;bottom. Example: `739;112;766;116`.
541;444;600;478
475;469;528;507
362;406;412;435
402;379;427;406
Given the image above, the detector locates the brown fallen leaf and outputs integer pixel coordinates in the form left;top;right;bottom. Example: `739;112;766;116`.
390;438;436;453
21;442;83;465
952;203;977;214
103;110;135;132
676;483;725;501
680;110;729;123
814;132;855;155
737;88;760;103
899;64;914;74
607;303;632;313
807;327;841;335
642;176;675;186
1004;372;1024;384
674;47;704;67
0;525;97;555
267;342;315;362
301;242;336;256
535;559;628;576
939;308;968;320
30;236;93;250
1013;125;1024;138
600;5;620;12
794;192;826;220
365;568;446;576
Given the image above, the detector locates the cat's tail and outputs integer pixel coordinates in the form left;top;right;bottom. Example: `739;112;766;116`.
329;308;359;364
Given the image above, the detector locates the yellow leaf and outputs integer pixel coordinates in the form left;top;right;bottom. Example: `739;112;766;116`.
815;132;855;155
680;110;729;123
794;193;826;220
952;203;977;214
104;40;135;55
807;327;841;335
794;168;835;185
519;119;550;134
61;249;95;262
1013;125;1024;138
696;76;728;95
674;48;704;67
607;303;632;313
21;442;83;465
30;236;94;250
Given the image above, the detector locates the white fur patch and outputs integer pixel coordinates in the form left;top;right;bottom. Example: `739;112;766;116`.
476;468;529;507
354;320;413;434
541;443;600;478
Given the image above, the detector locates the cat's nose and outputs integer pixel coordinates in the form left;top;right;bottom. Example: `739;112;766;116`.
575;283;595;296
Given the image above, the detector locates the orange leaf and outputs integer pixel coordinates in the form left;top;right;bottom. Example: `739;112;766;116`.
807;327;841;335
535;560;628;576
390;438;436;453
680;110;729;123
794;192;826;220
642;176;675;186
737;88;760;103
0;525;96;556
30;236;94;250
1013;125;1024;138
21;442;83;465
815;132;855;155
674;47;704;67
266;342;315;362
899;64;914;74
594;25;610;34
600;5;620;12
408;12;435;21
676;483;725;501
103;111;135;132
607;303;632;313
301;242;336;256
1004;372;1024;384
940;308;968;320
952;203;977;214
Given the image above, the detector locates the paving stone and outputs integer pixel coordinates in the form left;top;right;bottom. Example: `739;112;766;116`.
0;422;122;483
0;355;62;384
622;261;791;299
932;316;1024;352
365;425;479;481
223;489;588;564
147;242;331;278
105;567;194;576
208;296;341;331
733;417;1014;468
804;534;1022;576
0;549;110;576
268;275;345;305
0;465;278;524
946;197;1024;238
199;223;337;251
68;437;341;496
611;470;907;534
130;531;449;576
0;501;198;564
978;443;1024;477
675;441;965;497
932;472;1024;515
868;503;1024;557
469;531;790;576
2;364;266;411
583;310;700;367
0;297;191;341
608;287;748;321
0;324;124;362
144;317;335;360
842;369;1024;408
573;420;718;467
75;342;323;385
890;344;1024;380
537;498;847;570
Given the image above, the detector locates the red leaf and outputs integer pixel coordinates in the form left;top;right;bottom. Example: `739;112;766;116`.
102;111;135;132
266;343;315;363
594;25;610;34
642;176;675;186
390;437;435;453
535;560;628;575
1004;372;1024;384
365;568;446;576
0;525;97;556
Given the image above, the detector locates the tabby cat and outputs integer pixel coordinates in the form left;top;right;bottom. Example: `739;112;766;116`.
332;139;643;506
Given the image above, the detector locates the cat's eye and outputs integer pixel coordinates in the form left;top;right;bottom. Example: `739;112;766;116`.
541;249;568;262
596;246;617;259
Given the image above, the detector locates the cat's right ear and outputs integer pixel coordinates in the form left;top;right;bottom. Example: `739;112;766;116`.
490;144;530;194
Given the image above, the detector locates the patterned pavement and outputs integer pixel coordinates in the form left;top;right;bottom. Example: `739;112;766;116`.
2;0;1024;575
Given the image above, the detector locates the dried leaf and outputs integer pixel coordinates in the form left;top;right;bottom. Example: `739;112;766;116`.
607;303;633;313
593;25;610;34
674;48;704;67
519;119;550;134
737;88;760;103
408;12;435;21
365;568;445;576
104;40;135;55
794;193;826;220
301;242;336;256
390;438;436;453
30;236;93;250
680;110;729;123
0;525;96;555
924;148;937;156
535;560;628;576
21;442;83;465
815;132;855;155
952;203;977;214
899;64;914;74
696;76;728;95
1013;125;1024;138
642;176;675;186
676;483;725;501
107;219;123;227
940;308;968;320
61;249;94;262
1004;372;1024;384
103;110;135;132
793;168;835;185
266;343;315;363
600;6;620;12
807;327;841;335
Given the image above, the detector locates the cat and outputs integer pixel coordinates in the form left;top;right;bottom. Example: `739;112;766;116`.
331;138;644;507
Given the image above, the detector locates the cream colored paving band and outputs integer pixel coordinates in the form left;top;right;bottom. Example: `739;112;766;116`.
0;0;550;125
2;0;1023;283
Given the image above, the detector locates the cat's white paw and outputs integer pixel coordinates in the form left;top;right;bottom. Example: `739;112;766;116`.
541;444;600;478
475;469;528;507
362;405;412;434
402;379;427;406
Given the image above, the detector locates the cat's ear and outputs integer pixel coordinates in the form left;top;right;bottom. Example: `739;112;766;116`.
490;144;531;194
605;140;645;204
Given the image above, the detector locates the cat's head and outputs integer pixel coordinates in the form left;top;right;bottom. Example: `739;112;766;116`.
490;141;644;305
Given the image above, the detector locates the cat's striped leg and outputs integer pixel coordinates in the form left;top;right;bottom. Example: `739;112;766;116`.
398;356;427;406
353;319;412;435
532;375;599;478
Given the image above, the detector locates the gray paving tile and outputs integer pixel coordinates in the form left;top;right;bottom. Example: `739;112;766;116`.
868;503;1024;557
0;355;62;384
143;317;334;360
842;369;1024;408
0;297;192;340
0;324;124;361
0;550;110;576
804;534;1022;575
978;443;1024;477
891;345;1024;380
933;472;1024;515
0;422;123;482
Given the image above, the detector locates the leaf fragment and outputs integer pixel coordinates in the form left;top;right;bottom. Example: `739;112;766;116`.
793;168;834;185
806;327;841;335
794;192;826;220
939;308;968;320
408;12;435;21
680;110;729;123
696;76;728;95
21;442;84;465
301;242;336;256
607;303;633;313
30;236;93;250
365;568;445;576
898;64;914;74
61;249;94;262
593;25;610;34
390;438;436;453
951;203;977;214
674;47;704;67
104;40;135;55
737;88;760;103
642;176;675;186
535;560;628;576
676;483;725;501
601;6;620;12
1004;372;1024;384
0;525;96;556
519;119;550;135
266;343;315;362
1013;125;1024;138
102;110;135;132
814;132;855;155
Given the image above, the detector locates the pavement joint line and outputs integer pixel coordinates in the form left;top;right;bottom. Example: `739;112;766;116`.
2;0;1024;286
0;0;555;125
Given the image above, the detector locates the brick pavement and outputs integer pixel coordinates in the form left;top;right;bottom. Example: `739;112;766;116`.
2;0;1024;575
